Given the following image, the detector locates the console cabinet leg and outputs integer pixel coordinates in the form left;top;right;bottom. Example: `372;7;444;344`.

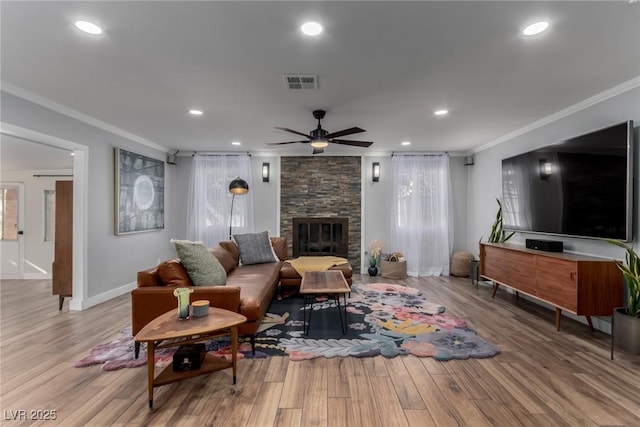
586;316;594;333
491;282;499;298
555;308;562;331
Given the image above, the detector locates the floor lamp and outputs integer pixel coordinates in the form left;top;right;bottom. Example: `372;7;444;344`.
228;177;249;239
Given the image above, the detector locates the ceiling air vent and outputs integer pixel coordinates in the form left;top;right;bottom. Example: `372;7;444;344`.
284;74;318;90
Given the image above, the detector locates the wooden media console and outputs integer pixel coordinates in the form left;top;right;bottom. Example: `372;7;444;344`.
480;242;623;332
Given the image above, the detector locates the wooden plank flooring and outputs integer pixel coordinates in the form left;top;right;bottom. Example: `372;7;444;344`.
1;275;639;426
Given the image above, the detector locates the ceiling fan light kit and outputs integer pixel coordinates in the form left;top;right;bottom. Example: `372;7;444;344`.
269;109;373;154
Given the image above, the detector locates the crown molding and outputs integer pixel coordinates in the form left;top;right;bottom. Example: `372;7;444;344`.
1;81;168;153
473;75;640;154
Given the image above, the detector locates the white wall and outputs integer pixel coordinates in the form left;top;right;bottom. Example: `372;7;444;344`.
0;169;72;278
251;155;279;235
362;156;392;273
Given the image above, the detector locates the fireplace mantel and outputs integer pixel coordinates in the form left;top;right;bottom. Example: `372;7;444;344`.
293;217;348;259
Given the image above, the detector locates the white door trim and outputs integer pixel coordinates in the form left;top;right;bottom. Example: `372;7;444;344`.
0;122;88;310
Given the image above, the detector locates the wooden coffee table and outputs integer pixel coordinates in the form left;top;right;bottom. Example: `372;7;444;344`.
134;307;247;409
300;270;350;335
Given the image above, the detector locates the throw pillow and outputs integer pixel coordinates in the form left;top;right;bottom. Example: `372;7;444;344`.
232;231;278;265
171;239;227;286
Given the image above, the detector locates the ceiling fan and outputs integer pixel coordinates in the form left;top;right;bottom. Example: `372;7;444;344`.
268;110;373;154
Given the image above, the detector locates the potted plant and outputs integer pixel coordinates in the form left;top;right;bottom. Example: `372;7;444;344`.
487;198;515;243
607;239;640;355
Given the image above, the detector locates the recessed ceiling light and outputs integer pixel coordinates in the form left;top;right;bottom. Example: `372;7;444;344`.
401;141;411;146
231;141;242;146
74;20;102;35
434;109;449;116
522;21;550;36
301;22;323;36
189;109;203;116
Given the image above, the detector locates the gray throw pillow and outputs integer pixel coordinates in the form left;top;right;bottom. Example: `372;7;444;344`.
233;231;278;265
171;239;227;286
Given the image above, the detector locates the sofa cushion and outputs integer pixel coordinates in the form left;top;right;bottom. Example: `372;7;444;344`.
232;231;278;265
209;245;236;274
157;259;192;287
270;236;288;261
172;240;227;286
219;240;240;265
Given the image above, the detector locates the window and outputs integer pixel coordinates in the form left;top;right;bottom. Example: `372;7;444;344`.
44;190;56;241
0;187;18;241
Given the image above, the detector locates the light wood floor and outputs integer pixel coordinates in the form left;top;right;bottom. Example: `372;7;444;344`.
1;275;639;426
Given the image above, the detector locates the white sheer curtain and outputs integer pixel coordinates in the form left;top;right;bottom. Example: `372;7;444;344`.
390;155;453;276
186;154;254;247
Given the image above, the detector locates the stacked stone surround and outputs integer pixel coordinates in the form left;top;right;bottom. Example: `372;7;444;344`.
280;156;361;269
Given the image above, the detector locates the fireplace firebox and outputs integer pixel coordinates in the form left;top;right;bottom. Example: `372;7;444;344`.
293;217;348;259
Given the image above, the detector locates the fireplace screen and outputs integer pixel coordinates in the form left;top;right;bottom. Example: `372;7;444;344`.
293;217;348;258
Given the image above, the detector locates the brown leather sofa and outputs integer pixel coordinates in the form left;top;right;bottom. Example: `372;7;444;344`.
131;237;287;356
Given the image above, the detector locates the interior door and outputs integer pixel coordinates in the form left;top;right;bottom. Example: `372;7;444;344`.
52;180;73;309
0;182;25;277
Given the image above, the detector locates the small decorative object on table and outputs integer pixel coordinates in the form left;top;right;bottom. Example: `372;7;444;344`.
173;288;194;320
368;240;384;276
191;300;210;318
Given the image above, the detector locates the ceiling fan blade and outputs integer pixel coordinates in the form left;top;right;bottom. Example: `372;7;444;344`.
274;127;310;138
324;127;366;139
329;139;374;147
312;147;325;155
266;140;309;145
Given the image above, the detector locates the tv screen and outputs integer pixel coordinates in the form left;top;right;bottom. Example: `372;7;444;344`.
501;121;633;241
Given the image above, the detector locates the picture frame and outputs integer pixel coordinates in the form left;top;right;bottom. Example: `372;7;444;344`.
114;147;165;235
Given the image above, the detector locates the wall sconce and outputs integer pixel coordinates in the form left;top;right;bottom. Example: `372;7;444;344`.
262;162;270;182
372;162;380;182
539;159;552;180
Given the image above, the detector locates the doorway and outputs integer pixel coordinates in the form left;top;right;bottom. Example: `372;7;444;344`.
0;123;88;309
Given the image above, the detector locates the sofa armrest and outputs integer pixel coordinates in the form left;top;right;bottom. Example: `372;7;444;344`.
131;286;241;336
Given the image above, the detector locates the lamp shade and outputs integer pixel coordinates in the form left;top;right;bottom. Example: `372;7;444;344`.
229;177;249;194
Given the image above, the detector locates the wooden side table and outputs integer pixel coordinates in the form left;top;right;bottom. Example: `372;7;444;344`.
134;307;246;409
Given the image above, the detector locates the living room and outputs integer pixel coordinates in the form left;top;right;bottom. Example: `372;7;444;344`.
1;2;640;425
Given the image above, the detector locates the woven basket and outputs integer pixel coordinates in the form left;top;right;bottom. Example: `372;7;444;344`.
451;252;475;277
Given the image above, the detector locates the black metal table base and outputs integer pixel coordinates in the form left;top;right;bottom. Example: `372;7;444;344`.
303;293;348;336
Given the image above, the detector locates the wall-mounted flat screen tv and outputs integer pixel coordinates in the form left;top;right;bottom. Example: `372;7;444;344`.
501;121;634;241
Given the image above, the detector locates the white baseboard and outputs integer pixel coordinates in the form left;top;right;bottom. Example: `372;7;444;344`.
0;273;51;280
70;281;136;311
24;273;52;280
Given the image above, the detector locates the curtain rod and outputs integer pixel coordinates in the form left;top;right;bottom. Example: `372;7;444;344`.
33;174;73;177
189;152;251;157
391;152;448;157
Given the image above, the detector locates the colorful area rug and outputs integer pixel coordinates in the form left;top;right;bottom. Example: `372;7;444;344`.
236;283;500;361
75;283;499;370
74;328;176;371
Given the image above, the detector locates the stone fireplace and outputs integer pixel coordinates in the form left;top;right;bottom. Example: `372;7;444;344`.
280;156;361;268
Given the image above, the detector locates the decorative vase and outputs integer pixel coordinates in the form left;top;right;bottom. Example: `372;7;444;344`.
173;288;194;320
368;257;378;276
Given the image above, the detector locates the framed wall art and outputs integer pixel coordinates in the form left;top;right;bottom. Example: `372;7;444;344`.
114;147;165;235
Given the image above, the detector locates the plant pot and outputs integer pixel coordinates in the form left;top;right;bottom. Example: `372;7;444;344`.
368;266;378;277
612;307;640;355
